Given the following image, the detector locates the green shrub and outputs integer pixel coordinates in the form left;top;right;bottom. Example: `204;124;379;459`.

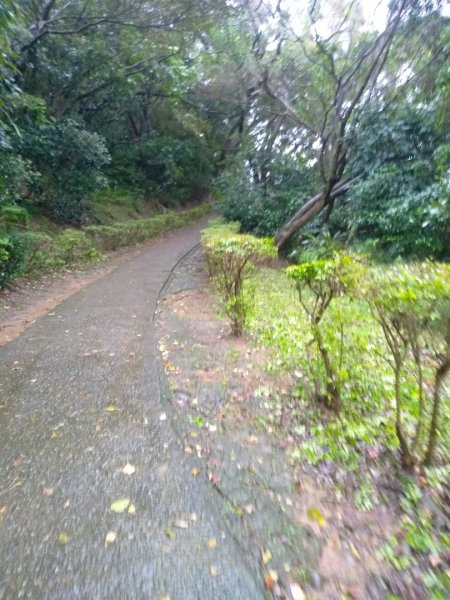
55;230;100;264
0;204;30;230
84;203;212;251
18;231;61;273
0;235;26;289
362;263;450;468
202;225;277;335
286;253;363;412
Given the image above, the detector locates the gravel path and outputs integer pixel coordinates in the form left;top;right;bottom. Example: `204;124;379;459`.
0;220;265;600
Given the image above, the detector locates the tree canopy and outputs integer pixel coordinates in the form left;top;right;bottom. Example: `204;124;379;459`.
0;0;448;257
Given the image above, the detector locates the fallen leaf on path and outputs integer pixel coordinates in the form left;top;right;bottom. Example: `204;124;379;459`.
160;413;167;421
208;538;217;549
174;519;188;529
105;406;116;413
190;513;197;522
43;487;54;497
261;548;272;565
105;531;117;545
50;431;58;438
264;570;278;589
110;498;131;513
58;532;69;545
121;463;136;475
209;565;218;577
156;596;170;600
208;472;220;485
128;504;136;515
191;467;200;477
164;527;175;539
290;583;305;600
12;458;22;468
0;506;8;518
307;506;327;527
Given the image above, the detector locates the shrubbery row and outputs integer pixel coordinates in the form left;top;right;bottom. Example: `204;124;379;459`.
202;223;450;469
0;203;212;289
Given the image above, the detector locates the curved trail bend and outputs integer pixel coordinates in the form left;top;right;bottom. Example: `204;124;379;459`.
0;220;264;600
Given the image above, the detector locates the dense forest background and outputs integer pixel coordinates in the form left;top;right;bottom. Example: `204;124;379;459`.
0;0;449;258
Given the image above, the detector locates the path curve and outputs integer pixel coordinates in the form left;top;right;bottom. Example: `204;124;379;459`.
0;220;265;600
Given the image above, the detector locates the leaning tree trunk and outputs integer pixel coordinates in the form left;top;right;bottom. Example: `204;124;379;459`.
275;177;357;249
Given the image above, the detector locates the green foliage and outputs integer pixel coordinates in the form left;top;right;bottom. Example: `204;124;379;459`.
0;203;211;285
248;261;449;469
19;119;110;223
85;203;211;251
286;253;363;411
55;230;100;264
335;102;450;259
0;234;26;289
111;135;215;205
0;203;30;229
0;152;35;206
17;232;61;273
216;155;317;237
202;223;276;335
362;263;450;467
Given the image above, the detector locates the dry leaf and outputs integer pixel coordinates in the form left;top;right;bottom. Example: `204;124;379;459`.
43;487;54;497
58;532;69;545
290;583;305;600
191;467;200;477
190;513;198;522
174;519;188;529
105;406;116;413
128;503;136;515
105;531;117;545
160;413;167;421
110;498;130;513
264;570;278;590
122;463;136;475
208;538;217;549
262;548;272;565
209;565;218;577
164;527;175;539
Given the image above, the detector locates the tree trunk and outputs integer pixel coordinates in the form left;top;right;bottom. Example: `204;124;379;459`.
275;177;357;249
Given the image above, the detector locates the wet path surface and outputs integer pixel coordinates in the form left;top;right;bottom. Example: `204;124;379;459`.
0;221;265;600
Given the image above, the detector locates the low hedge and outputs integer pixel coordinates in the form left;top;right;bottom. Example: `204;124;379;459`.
0;203;212;288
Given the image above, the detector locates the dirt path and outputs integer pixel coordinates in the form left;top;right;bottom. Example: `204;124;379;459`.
0;220;265;600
